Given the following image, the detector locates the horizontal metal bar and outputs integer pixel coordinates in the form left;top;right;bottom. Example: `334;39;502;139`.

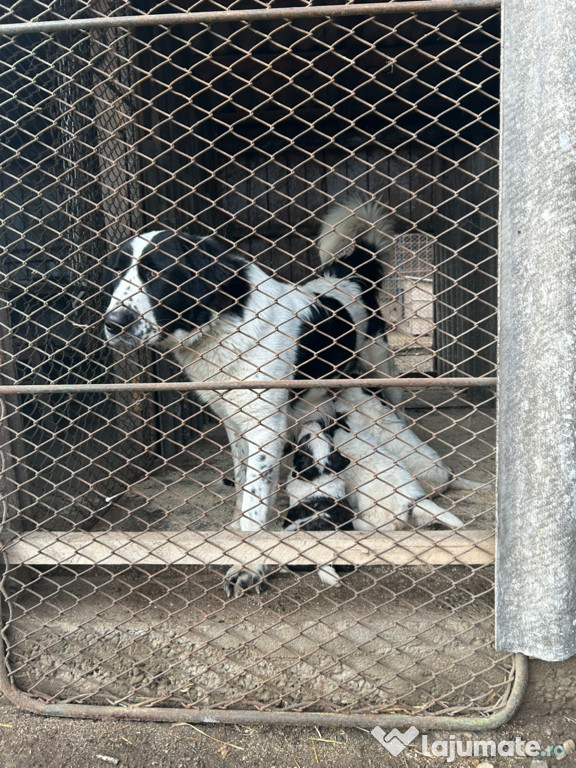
0;0;501;37
0;376;496;397
2;529;495;567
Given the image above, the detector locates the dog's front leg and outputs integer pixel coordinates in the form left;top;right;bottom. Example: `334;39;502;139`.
225;407;286;597
224;424;247;488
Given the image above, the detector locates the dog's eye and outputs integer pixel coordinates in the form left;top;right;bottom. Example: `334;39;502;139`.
140;265;159;283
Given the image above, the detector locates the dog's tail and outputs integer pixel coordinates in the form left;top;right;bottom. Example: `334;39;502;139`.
317;198;396;281
318;199;403;402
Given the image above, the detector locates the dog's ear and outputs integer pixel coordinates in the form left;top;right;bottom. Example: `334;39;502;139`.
182;238;250;317
173;236;225;307
191;235;225;261
208;263;251;315
329;451;350;473
293;435;322;481
179;234;225;264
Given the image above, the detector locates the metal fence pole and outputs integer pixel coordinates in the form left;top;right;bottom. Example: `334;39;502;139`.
496;1;576;661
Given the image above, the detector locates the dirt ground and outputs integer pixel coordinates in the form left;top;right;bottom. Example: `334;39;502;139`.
2;673;576;768
5;397;569;767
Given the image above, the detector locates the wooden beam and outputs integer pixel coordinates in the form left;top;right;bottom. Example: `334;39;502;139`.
2;529;494;567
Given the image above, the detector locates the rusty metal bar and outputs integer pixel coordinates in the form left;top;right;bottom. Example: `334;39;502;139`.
0;376;496;397
0;646;527;730
0;1;501;38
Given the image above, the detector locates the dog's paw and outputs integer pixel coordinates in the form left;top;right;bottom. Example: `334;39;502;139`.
225;564;268;597
318;565;342;587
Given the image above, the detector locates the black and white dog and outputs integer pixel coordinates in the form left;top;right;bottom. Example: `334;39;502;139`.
104;201;466;595
284;387;469;587
284;417;356;588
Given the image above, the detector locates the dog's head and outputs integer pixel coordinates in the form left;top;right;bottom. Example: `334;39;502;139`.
104;231;250;347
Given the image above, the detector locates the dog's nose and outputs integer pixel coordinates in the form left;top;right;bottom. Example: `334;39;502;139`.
105;308;137;336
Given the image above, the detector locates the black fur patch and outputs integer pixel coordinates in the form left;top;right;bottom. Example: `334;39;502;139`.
283;495;355;530
292;439;323;481
322;241;391;340
322;242;381;308
325;448;350;473
292;421;350;479
136;233;251;335
367;313;391;338
322;242;381;282
322;414;350;441
294;297;357;381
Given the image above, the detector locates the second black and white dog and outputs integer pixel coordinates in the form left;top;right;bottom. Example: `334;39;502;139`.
284;386;468;587
104;201;467;595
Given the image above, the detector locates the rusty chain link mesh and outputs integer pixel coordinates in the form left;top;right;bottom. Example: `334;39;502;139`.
0;0;523;724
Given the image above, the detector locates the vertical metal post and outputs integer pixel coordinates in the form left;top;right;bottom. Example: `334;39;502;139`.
496;2;576;660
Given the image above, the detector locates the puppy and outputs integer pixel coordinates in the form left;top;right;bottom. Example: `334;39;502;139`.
284;418;355;587
284;405;464;587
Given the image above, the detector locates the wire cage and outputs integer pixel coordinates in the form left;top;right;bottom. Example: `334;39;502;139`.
385;232;436;355
0;0;527;727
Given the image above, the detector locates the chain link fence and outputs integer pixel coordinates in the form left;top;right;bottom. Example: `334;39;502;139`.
0;0;527;726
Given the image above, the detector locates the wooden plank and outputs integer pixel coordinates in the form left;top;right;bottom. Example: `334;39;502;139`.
2;529;494;567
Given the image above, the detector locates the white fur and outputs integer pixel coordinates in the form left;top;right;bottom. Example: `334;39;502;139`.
284;404;465;588
318;199;395;263
332;413;463;532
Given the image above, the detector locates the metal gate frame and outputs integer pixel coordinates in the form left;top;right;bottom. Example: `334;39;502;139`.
0;0;529;729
